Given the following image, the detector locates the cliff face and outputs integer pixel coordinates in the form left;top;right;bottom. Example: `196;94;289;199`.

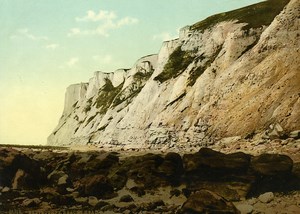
48;0;300;149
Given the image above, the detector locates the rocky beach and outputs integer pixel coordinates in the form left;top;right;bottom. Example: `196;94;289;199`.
1;135;300;213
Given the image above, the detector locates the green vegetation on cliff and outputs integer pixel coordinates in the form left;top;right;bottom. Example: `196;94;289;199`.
95;79;124;114
154;46;194;83
191;0;290;32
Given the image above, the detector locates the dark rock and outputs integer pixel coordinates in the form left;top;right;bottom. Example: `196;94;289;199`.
289;130;300;139
101;204;116;211
187;181;246;201
120;194;134;202
130;186;146;197
178;190;240;214
94;201;110;209
0;148;44;188
292;162;300;180
108;171;128;190
82;175;114;198
69;152;119;178
250;154;293;176
22;198;41;208
117;153;165;188
170;189;181;198
146;199;165;211
183;148;251;177
157;152;183;185
248;154;295;196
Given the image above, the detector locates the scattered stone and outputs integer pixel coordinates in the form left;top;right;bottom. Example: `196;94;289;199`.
2;186;10;192
236;204;253;214
66;187;75;192
119;194;134;202
258;192;274;203
88;196;99;207
268;123;284;139
57;174;69;186
290;130;300;139
74;197;88;203
22;198;41;207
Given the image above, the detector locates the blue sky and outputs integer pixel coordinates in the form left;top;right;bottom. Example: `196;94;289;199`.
0;0;263;145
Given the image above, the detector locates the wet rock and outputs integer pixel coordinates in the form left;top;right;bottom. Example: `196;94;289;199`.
258;192;274;203
179;190;240;214
250;154;293;176
119;194;134;202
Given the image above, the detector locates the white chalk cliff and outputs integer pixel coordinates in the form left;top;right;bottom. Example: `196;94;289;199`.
48;0;300;149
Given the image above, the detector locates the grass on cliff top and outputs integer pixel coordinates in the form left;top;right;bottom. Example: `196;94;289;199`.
154;46;194;83
191;0;290;32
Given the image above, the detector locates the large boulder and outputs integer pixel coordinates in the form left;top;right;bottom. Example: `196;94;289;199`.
157;152;183;185
0;148;44;188
80;175;114;199
111;153;165;189
248;154;294;196
183;148;251;177
178;190;240;214
250;154;293;176
69;151;119;178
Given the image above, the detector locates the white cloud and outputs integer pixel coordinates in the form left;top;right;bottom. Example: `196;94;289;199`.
45;43;60;50
68;10;139;37
11;28;48;41
66;57;79;67
92;54;113;64
76;10;117;22
153;32;178;41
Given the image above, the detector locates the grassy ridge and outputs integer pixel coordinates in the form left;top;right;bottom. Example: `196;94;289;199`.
192;0;290;32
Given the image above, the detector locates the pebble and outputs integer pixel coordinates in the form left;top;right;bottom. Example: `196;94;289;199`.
88;196;99;207
258;192;274;203
236;204;253;214
2;187;10;193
